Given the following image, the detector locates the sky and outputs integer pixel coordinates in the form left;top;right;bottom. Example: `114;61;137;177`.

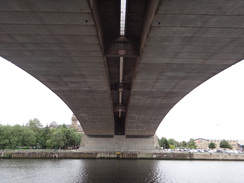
0;57;244;142
0;57;73;127
156;59;244;141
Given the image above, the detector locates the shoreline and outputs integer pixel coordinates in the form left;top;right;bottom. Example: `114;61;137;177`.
1;151;244;160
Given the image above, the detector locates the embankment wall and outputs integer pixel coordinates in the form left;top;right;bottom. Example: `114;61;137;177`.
1;151;244;160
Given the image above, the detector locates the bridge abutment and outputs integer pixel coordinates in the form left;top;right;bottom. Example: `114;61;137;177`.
79;135;160;152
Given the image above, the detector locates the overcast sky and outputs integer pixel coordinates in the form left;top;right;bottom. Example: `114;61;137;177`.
0;57;244;142
156;59;244;141
0;57;73;127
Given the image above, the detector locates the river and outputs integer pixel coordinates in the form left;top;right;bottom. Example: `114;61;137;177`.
0;159;243;183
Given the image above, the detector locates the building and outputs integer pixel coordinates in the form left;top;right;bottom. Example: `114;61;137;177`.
194;138;239;150
195;138;209;149
48;121;59;129
48;114;84;134
71;114;84;133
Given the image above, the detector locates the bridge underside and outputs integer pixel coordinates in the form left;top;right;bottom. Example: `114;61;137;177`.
0;0;244;149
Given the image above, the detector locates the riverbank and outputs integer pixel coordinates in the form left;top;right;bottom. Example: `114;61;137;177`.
1;150;244;160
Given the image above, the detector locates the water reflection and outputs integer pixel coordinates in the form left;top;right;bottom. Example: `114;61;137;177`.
1;159;244;183
77;160;157;183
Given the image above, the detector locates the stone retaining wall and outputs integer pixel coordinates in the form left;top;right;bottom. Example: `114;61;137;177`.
1;151;244;160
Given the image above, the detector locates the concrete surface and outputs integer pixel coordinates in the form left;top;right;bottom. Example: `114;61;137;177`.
125;0;244;135
79;135;160;152
4;151;244;161
0;0;243;141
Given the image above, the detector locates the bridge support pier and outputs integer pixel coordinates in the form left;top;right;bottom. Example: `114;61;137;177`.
79;135;160;152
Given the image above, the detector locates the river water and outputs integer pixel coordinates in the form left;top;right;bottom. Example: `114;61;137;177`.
0;159;244;183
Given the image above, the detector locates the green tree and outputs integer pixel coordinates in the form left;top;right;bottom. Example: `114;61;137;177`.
10;125;36;147
9;125;24;147
0;125;36;148
208;142;216;149
0;123;82;150
21;127;36;146
169;144;175;149
188;138;197;149
168;138;178;148
26;118;43;147
220;140;232;149
26;118;43;133
181;141;187;148
46;129;67;149
159;137;170;149
63;128;80;147
38;126;52;149
74;132;82;147
0;125;10;148
61;124;67;129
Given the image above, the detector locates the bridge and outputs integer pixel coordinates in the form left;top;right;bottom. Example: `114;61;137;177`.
0;0;244;151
